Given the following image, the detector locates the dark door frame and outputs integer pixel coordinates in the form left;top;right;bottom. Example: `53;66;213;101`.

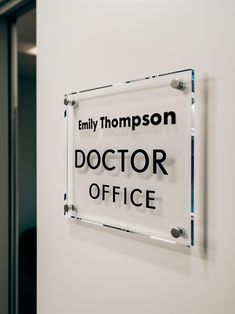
0;1;35;314
0;16;10;314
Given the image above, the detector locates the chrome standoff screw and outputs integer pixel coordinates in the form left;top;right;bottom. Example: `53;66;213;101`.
64;204;75;213
171;227;184;238
171;78;185;90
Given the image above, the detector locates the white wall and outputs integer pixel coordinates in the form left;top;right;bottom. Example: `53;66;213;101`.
37;1;235;313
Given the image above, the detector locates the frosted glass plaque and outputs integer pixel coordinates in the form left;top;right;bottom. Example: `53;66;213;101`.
64;69;195;247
